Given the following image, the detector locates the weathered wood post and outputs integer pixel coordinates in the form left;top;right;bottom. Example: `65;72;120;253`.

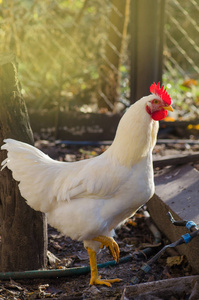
98;0;130;109
0;53;47;272
130;0;166;102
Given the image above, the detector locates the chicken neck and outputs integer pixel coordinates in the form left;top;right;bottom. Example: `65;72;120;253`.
107;99;159;168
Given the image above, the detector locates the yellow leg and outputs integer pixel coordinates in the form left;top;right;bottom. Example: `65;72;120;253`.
87;247;121;287
93;235;120;263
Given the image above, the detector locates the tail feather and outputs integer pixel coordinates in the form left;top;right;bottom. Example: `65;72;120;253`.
1;138;106;214
1;139;71;212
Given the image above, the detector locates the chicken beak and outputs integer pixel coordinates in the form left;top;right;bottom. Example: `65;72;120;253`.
163;105;173;112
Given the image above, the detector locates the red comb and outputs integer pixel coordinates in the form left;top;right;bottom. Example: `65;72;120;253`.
150;82;171;105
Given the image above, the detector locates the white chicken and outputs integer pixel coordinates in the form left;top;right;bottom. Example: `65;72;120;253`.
1;82;172;286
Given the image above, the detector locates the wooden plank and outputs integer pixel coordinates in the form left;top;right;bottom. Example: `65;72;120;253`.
123;275;199;298
153;153;199;168
147;164;199;272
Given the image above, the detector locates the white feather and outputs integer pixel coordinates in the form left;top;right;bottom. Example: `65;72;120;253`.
1;95;159;252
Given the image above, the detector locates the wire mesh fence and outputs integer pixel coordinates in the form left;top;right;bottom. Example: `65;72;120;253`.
0;0;198;113
164;0;199;79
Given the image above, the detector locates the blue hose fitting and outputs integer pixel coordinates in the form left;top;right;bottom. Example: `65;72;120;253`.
141;263;151;273
186;221;197;231
181;233;192;243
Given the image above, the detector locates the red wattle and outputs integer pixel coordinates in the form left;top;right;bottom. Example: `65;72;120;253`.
151;109;168;121
146;105;151;115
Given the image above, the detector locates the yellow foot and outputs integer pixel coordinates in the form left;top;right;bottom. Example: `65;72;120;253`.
93;235;120;262
90;275;122;287
87;247;122;287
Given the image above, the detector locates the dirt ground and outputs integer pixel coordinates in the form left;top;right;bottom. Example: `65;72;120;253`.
0;216;194;300
0;137;198;300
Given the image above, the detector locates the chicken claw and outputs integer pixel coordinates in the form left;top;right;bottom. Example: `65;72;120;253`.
93;235;120;262
87;247;122;287
90;276;121;287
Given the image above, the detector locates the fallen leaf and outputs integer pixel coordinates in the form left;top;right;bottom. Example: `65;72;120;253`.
166;255;184;267
47;250;61;266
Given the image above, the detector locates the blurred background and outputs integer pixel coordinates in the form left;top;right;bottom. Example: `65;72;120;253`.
0;0;198;139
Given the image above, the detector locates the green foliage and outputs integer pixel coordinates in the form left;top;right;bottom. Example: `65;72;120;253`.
163;71;199;119
0;0;111;111
0;0;198;117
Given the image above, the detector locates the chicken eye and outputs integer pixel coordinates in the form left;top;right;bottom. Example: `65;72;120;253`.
153;99;159;104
